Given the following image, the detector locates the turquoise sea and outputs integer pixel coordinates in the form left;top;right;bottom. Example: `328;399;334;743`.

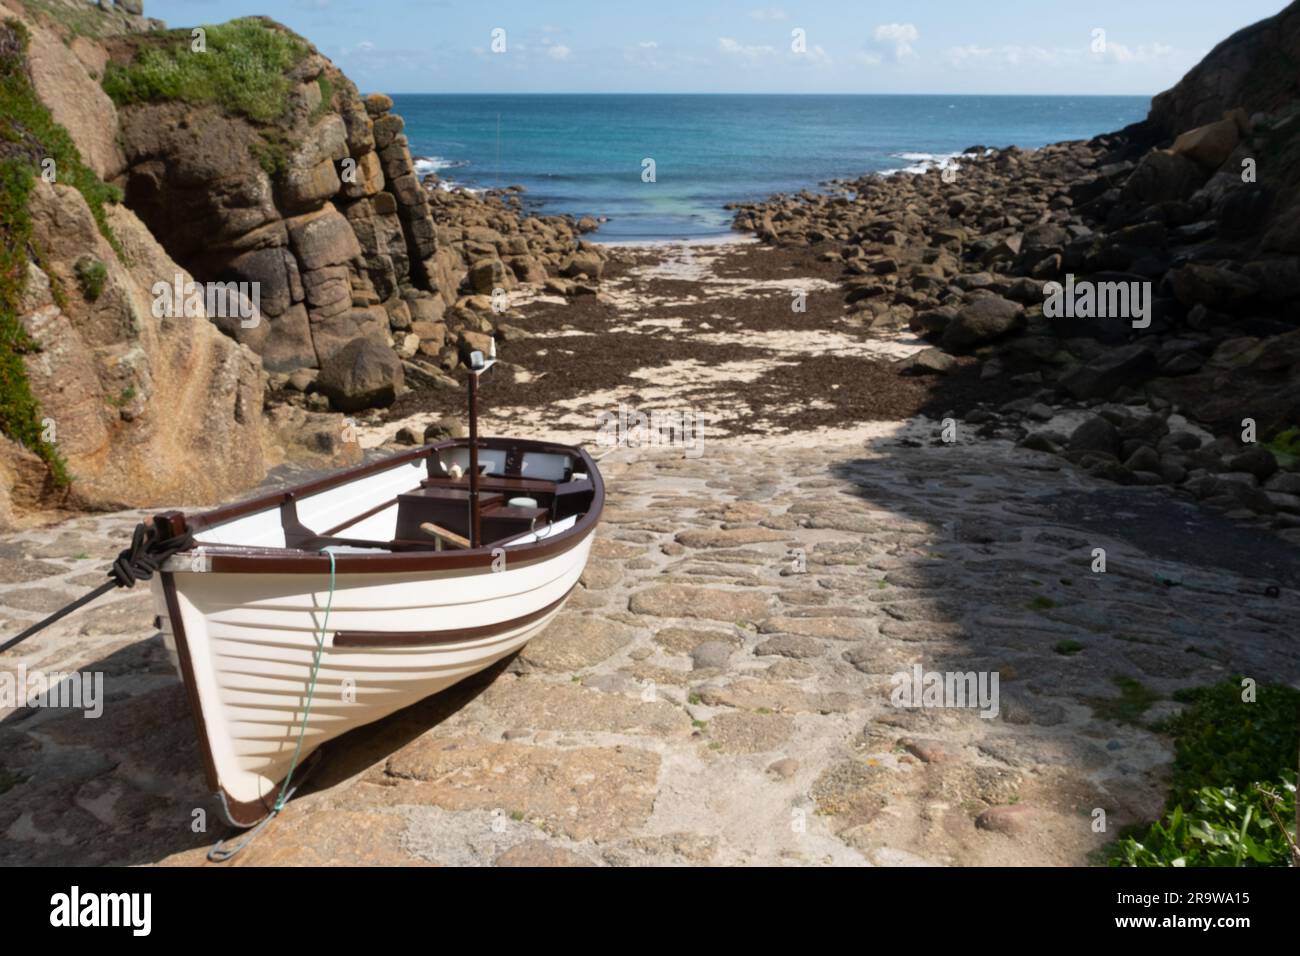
391;94;1150;241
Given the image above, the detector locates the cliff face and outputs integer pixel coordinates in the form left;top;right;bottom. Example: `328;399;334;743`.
1144;0;1300;256
1149;1;1300;136
1;1;266;523
103;23;464;373
1;1;597;524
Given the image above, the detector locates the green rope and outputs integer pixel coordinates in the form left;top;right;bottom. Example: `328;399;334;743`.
275;550;336;812
207;552;336;862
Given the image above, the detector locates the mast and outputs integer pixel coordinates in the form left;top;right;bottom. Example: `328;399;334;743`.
467;367;481;548
465;341;496;549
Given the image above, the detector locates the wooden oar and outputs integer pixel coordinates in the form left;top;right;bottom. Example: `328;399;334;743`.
419;521;471;550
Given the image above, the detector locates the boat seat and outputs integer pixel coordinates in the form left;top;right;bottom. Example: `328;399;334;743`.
480;505;548;545
394;488;504;542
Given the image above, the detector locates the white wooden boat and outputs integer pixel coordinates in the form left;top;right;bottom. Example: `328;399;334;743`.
148;434;603;826
0;346;603;831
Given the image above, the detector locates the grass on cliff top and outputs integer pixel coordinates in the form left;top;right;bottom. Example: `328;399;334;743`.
102;18;308;124
19;0;112;40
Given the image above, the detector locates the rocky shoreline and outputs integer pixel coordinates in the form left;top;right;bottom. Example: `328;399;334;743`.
729;99;1300;543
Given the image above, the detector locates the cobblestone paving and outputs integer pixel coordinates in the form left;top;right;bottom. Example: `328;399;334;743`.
4;431;1297;865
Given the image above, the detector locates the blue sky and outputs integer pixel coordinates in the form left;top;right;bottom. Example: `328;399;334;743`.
148;0;1287;95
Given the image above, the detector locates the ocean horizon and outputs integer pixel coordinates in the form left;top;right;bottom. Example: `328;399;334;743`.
393;93;1151;241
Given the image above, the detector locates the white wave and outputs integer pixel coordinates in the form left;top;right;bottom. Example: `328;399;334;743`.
413;155;468;175
434;180;482;194
880;150;964;177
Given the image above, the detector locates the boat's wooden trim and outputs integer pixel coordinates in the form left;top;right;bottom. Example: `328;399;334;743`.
320;497;399;536
333;585;575;648
158;439;604;576
181;437;584;533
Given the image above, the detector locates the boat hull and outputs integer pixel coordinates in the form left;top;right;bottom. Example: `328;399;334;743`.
152;532;593;827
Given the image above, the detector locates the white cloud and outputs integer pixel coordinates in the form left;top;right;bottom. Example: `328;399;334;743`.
945;44;1064;67
856;51;883;67
639;40;658;49
1102;42;1176;64
801;44;832;67
547;43;571;61
749;6;787;20
718;36;778;59
944;40;1178;70
872;23;919;59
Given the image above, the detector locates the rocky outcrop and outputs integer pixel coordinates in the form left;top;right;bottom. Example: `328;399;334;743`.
731;3;1300;533
1148;0;1300;136
106;41;442;373
1;4;273;522
17;179;266;513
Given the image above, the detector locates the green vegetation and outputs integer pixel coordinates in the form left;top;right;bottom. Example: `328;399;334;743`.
1264;427;1300;469
249;130;291;178
1109;679;1300;867
102;18;308;124
74;256;106;301
0;763;29;795
30;242;66;310
107;385;135;408
19;0;110;40
310;74;334;123
0;20;121;251
1092;676;1159;724
1054;639;1084;656
1110;776;1296;867
1250;103;1300;185
1158;679;1300;807
1027;596;1057;611
0;17;105;487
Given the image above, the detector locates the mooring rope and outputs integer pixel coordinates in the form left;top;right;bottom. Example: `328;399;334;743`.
276;550;335;811
0;520;193;654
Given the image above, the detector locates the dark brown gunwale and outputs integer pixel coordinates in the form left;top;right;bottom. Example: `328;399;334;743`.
333;583;575;648
161;437;604;575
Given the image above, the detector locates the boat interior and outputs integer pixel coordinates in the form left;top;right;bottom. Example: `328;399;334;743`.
187;439;597;555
